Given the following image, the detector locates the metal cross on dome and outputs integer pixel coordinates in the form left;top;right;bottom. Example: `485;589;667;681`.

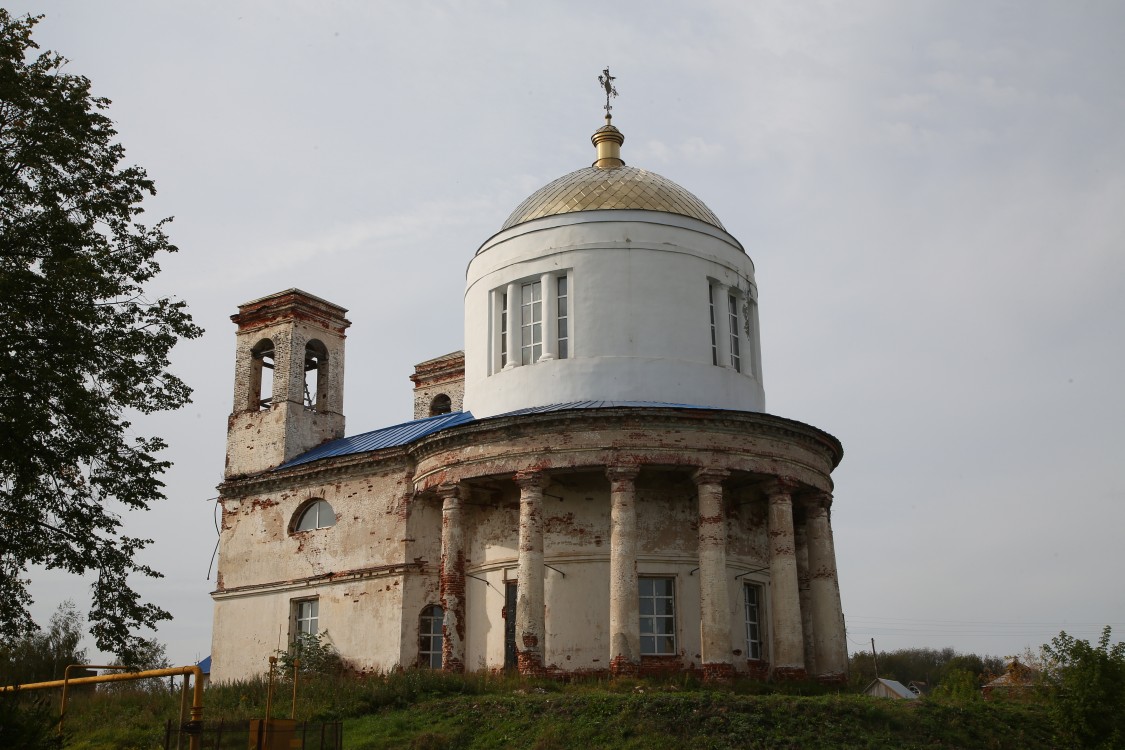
598;67;618;117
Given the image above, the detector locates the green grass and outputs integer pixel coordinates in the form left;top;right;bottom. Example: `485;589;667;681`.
26;672;1063;750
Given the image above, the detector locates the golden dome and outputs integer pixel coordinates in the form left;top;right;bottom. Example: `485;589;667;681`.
501;165;725;231
501;117;725;231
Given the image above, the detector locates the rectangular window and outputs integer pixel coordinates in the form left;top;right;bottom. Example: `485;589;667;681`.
744;584;763;660
293;598;318;638
708;285;718;366
419;605;443;669
728;294;741;373
639;577;676;655
556;275;569;360
500;292;508;367
492;272;570;373
520;281;543;365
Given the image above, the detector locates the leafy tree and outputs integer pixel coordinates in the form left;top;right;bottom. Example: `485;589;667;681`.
1041;627;1125;749
929;668;981;703
0;11;201;663
276;632;344;677
101;636;173;692
849;646;1004;689
0;600;87;685
0;691;64;750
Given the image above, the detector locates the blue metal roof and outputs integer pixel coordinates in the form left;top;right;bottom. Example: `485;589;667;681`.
276;410;476;470
275;401;727;471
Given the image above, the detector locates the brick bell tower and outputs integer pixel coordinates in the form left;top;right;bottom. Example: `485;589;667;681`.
225;289;350;478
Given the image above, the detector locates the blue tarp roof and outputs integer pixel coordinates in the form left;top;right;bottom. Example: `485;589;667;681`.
275;401;724;471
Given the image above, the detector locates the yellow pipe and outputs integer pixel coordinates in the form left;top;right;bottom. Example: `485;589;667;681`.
60;664;126;734
4;664;206;750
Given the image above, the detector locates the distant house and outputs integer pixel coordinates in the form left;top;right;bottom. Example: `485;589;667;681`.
907;680;929;696
983;659;1038;699
864;678;918;700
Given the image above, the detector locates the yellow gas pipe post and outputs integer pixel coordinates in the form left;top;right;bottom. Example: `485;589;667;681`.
5;665;206;750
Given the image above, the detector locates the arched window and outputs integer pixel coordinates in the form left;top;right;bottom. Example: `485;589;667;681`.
419;605;443;669
303;339;329;411
429;394;452;416
249;338;275;411
294;499;335;532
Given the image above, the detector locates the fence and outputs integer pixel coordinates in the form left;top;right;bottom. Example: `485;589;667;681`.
162;719;343;750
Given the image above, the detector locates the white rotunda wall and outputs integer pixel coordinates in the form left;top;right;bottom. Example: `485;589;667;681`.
463;210;766;418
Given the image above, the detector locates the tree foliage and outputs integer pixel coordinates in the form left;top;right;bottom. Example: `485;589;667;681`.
849;646;1004;689
276;632;345;678
1041;627;1125;749
0;600;87;685
0;11;201;662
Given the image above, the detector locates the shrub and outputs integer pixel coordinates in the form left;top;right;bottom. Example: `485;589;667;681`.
1041;626;1125;749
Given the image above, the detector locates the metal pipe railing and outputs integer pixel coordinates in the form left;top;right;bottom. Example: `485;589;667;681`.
2;664;206;750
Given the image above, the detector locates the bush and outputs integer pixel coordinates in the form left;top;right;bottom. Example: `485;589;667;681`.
1041;626;1125;749
275;632;344;677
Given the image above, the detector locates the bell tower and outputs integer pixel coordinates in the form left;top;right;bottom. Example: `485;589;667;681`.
225;289;350;478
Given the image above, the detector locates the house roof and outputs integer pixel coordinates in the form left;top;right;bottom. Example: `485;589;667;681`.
864;678;917;699
275;401;721;471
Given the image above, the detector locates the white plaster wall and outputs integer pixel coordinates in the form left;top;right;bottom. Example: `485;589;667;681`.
211;466;414;680
464;211;766;418
211;577;405;682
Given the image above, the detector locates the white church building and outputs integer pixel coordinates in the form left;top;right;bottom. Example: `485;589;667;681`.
210;106;848;683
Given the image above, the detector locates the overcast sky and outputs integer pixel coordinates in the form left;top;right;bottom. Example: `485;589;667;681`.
11;1;1124;668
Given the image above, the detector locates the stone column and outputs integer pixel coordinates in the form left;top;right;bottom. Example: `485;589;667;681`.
438;483;466;672
504;281;520;369
539;272;556;361
764;478;806;680
694;468;733;680
515;471;545;674
807;493;848;682
607;465;640;676
794;512;816;676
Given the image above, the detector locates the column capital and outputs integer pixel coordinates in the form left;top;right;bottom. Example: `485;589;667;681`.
761;476;801;499
514;470;544;490
437;482;466;501
803;490;832;514
606;464;640;483
692;467;729;487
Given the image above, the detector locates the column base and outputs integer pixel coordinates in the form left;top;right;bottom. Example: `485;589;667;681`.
771;666;808;682
702;662;736;682
442;659;465;674
816;671;848;686
609;656;639;677
517;651;544;677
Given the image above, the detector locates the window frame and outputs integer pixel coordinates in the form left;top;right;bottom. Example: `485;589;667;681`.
743;582;764;661
418;604;444;669
293;499;336;533
519;280;543;366
639;576;677;656
292;598;319;639
491;271;571;374
249;338;275;411
556;274;569;360
727;293;741;372
708;285;719;365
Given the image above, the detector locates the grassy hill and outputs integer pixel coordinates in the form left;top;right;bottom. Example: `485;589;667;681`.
20;672;1062;750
